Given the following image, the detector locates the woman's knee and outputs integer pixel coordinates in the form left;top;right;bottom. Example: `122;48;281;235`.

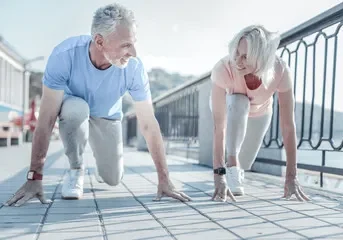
209;93;250;113
226;94;250;114
238;146;260;170
239;159;255;171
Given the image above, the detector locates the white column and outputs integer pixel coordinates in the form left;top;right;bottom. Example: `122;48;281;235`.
23;71;30;113
198;79;214;167
0;58;2;102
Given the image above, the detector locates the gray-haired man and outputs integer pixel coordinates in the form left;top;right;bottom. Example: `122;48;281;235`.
6;3;191;206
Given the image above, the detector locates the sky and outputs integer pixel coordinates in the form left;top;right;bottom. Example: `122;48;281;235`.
0;0;342;77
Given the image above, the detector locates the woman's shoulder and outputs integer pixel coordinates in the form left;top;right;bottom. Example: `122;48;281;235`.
274;55;289;75
211;55;234;89
212;55;230;70
212;55;233;78
273;55;293;92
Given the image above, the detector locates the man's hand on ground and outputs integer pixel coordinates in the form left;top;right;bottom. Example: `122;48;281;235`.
153;178;192;202
4;180;50;207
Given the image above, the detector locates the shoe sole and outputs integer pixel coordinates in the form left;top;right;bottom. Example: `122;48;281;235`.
232;192;244;196
61;196;82;200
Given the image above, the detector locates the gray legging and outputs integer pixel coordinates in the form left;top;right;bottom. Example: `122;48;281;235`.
212;94;272;170
58;95;124;186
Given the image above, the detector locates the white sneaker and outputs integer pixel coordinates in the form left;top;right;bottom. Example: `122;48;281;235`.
94;167;104;183
226;166;245;196
61;169;84;199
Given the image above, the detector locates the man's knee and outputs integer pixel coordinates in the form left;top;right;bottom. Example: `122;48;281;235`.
59;97;90;128
98;166;123;186
97;158;124;186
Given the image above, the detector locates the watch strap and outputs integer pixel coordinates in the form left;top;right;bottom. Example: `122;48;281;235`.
214;167;226;175
27;170;43;180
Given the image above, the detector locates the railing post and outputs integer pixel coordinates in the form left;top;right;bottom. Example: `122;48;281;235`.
320;150;326;187
122;117;128;146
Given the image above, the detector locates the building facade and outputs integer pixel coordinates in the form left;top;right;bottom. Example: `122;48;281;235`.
0;35;30;122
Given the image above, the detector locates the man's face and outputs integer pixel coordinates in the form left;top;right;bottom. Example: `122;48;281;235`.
99;23;137;68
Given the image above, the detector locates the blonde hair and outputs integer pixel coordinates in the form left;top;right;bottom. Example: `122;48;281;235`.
228;25;280;87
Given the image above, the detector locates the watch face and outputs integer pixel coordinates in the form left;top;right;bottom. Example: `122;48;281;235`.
27;171;34;179
214;167;226;175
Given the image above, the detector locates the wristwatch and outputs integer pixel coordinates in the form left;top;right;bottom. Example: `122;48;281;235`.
27;170;43;180
213;167;226;175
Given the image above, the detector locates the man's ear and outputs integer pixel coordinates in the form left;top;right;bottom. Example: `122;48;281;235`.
94;34;105;50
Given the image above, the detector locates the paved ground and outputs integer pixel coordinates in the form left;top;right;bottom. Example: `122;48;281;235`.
1;141;343;240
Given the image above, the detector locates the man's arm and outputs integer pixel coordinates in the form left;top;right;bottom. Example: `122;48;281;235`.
30;86;64;174
133;99;168;181
4;86;64;207
133;99;191;202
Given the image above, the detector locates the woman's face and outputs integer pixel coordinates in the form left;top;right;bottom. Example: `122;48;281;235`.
234;38;255;75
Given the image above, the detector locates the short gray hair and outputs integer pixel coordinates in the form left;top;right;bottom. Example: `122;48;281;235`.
228;25;280;87
91;3;135;40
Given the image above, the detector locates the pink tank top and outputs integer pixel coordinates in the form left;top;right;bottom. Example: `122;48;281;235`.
211;55;293;117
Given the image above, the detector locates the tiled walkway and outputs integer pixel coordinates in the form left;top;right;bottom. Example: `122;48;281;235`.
1;142;343;239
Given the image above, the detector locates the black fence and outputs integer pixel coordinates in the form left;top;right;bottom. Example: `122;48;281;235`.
125;3;343;187
265;3;343;151
152;79;205;158
154;86;200;142
260;3;343;187
126;115;137;146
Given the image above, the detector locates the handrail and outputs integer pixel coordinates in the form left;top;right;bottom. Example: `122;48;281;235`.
280;3;343;47
152;72;210;104
152;3;343;105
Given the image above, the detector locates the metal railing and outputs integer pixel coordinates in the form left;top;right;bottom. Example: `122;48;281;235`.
154;80;202;142
265;3;343;150
260;3;343;187
126;114;137;147
125;3;343;187
152;76;207;158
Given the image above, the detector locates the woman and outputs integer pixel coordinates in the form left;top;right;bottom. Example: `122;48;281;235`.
210;25;310;202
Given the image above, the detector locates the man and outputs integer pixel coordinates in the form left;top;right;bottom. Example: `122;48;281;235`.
5;3;191;207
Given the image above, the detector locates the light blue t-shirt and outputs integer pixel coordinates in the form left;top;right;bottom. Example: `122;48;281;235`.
42;35;151;120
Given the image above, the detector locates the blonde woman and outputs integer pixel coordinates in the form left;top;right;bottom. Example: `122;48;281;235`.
210;25;310;202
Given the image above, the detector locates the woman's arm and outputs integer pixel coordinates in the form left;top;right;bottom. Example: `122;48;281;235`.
278;89;297;179
211;83;227;169
277;60;310;201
